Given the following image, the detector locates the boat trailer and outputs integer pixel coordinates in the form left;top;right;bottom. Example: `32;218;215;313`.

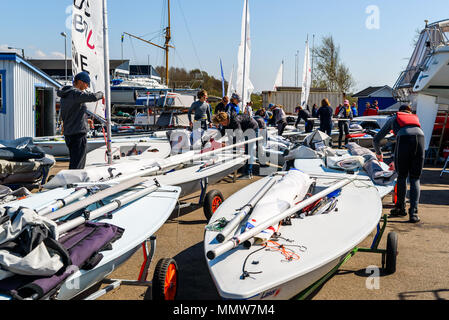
293;214;398;300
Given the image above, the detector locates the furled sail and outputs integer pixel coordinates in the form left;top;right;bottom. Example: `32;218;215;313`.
300;39;312;108
273;61;284;91
236;0;254;112
227;65;235;98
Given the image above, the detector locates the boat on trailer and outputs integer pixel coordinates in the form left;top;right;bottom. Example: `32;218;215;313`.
0;176;181;300
204;169;383;300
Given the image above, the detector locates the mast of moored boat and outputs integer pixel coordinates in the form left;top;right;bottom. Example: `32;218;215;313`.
165;0;171;86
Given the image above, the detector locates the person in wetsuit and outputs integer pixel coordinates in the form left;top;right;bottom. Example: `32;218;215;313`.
336;99;353;148
373;105;424;223
213;111;259;180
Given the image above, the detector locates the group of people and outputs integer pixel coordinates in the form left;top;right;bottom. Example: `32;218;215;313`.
294;98;424;223
58;76;424;223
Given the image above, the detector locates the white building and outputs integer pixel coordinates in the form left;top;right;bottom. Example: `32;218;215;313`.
262;87;344;114
0;52;61;140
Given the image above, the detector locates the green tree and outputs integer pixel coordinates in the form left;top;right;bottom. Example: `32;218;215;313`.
313;35;354;93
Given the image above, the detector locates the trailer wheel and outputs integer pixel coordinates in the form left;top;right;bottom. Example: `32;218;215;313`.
152;258;178;300
385;232;398;274
203;190;224;222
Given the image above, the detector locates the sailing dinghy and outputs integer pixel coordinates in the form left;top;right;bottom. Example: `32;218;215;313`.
204;169;383;300
0;175;181;300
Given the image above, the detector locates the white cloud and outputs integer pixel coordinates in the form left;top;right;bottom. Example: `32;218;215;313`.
50;51;66;59
0;44;16;52
35;50;47;58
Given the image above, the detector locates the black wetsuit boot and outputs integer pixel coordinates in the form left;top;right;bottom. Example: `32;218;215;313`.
409;207;420;223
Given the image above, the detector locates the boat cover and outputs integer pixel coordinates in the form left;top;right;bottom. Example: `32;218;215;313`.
0;186;31;206
0;221;124;300
302;130;332;149
0;207;67;281
285;145;337;161
44;151;195;189
346;142;397;186
245;170;313;241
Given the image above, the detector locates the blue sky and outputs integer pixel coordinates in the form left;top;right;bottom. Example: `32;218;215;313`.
1;0;449;93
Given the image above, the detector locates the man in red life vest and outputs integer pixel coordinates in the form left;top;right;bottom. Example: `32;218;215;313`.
373;105;424;223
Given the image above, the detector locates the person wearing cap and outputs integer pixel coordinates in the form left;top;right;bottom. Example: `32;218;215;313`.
373;105;425;223
336;99;353;148
57;71;104;170
226;93;241;116
212;111;259;179
188;89;212;131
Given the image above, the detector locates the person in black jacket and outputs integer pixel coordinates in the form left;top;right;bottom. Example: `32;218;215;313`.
214;96;229;114
57;72;104;169
316;98;334;145
213;112;259;179
295;105;314;133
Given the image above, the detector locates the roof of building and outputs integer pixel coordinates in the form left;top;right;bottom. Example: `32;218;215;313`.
352;85;392;98
0;53;62;87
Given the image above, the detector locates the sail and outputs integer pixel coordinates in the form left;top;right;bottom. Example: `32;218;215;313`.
273;61;284;91
236;0;254;112
300;40;312;108
227;65;235;98
72;0;106;122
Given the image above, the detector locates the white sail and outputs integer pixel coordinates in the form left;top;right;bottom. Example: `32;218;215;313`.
300;39;312;108
72;0;106;122
227;65;235;98
273;60;284;91
236;0;254;113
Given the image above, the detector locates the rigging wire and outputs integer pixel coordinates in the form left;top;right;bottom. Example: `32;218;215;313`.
176;0;205;81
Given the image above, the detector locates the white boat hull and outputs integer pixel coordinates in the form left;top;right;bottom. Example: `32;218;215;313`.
0;181;181;300
205;173;382;300
85;141;171;166
413;46;449;99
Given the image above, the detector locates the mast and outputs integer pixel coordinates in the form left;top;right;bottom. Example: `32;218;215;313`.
102;0;112;165
165;0;171;86
122;0;173;86
242;0;249;112
311;34;315;86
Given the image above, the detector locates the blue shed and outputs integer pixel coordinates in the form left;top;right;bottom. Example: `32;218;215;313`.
352;86;398;116
0;52;61;140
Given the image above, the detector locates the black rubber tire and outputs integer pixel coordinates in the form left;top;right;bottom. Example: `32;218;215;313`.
203;189;224;222
385;232;398;274
151;258;178;300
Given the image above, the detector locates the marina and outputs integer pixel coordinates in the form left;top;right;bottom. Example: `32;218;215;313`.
0;0;449;306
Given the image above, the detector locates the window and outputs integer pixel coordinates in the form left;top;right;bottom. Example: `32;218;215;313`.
0;70;5;114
